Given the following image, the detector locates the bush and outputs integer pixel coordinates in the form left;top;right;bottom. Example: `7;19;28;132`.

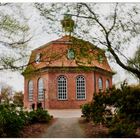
81;103;91;121
109;120;137;138
0;104;52;137
81;82;140;137
0;104;25;137
28;109;52;124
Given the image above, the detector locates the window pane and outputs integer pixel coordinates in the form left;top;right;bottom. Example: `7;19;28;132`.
106;79;109;89
38;78;44;101
76;76;86;100
98;78;103;90
28;80;33;101
57;76;67;100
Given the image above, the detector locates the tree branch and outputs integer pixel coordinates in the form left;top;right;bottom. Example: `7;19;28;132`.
79;3;108;35
78;3;140;79
108;3;118;35
106;35;140;79
64;13;94;20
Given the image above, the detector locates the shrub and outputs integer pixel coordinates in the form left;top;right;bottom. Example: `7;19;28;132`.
81;103;91;121
109;120;137;138
0;104;25;137
81;82;140;137
36;109;52;123
91;92;107;124
0;104;52;137
28;109;52;124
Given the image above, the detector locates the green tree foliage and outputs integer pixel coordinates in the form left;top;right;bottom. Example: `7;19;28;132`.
128;46;140;83
81;82;140;137
27;109;52;124
0;104;25;137
81;103;91;121
0;3;30;72
0;103;52;137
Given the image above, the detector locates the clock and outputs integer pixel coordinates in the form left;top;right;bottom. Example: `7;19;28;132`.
67;49;75;59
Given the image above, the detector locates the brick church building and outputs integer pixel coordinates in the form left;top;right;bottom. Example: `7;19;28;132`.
23;15;114;110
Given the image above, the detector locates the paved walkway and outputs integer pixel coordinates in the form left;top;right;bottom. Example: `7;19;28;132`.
40;109;86;138
41;117;86;138
47;109;82;118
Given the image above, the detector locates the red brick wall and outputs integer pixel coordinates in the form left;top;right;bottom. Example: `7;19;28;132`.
48;71;94;109
24;70;112;109
24;73;50;110
24;36;113;109
95;71;112;92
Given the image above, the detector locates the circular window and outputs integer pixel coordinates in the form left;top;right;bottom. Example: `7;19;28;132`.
35;53;41;63
67;49;75;60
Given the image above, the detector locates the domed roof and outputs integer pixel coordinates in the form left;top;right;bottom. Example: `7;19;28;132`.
25;35;113;74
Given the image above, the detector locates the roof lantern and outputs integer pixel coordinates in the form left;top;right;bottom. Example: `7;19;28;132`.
61;14;75;35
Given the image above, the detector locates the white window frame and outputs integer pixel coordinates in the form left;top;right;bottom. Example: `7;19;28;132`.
38;78;44;101
106;79;110;89
76;76;86;100
57;76;67;100
28;80;33;101
98;77;103;91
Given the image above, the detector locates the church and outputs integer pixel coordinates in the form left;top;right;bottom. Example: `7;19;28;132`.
23;15;114;110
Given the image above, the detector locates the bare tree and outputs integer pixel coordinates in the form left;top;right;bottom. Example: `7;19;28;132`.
13;91;23;107
34;3;140;79
0;84;13;104
1;3;140;80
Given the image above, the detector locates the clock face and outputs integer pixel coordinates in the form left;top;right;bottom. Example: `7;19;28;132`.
67;49;75;59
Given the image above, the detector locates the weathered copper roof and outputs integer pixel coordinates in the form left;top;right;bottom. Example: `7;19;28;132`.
25;35;113;73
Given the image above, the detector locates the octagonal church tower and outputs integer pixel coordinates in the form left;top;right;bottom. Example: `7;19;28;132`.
23;15;114;110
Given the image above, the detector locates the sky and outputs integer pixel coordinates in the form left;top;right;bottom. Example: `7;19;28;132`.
0;2;139;92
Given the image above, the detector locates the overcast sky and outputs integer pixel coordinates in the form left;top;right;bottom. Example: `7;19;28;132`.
0;3;139;92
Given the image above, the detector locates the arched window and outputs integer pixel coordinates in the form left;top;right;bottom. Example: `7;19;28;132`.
106;79;110;89
38;78;44;101
57;76;67;100
28;80;33;101
76;76;86;100
98;77;103;91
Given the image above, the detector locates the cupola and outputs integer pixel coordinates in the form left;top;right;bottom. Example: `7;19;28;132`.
61;15;75;35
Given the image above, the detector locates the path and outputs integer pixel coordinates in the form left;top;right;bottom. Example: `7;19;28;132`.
47;109;82;118
40;109;86;138
41;118;86;138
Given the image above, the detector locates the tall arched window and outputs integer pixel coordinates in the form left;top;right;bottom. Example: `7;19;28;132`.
57;76;67;100
38;78;44;101
76;76;86;100
98;77;103;91
28;80;33;101
106;79;110;89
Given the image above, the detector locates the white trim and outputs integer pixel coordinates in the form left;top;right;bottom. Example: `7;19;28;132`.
28;80;33;101
38;78;44;101
76;75;86;100
98;77;103;90
57;75;68;100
